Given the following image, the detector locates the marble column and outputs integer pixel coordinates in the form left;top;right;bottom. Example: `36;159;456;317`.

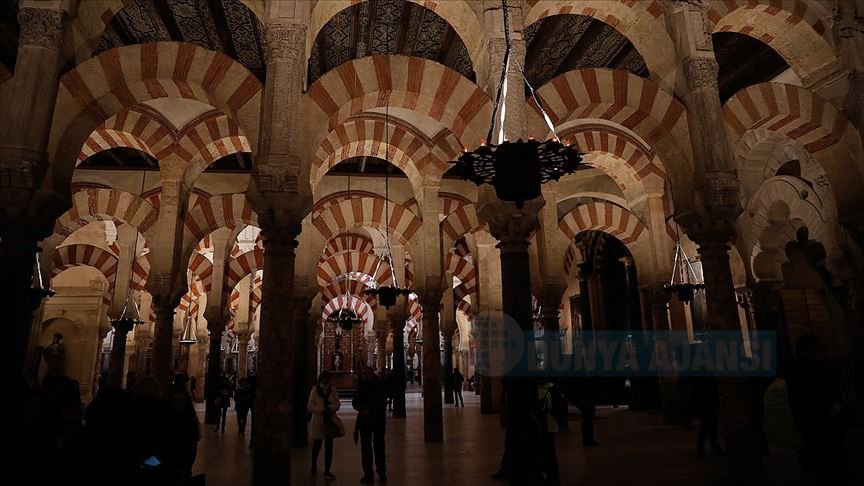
420;288;444;440
667;2;763;480
292;295;312;447
389;304;408;419
480;202;544;485
253;224;301;483
376;331;389;373
107;319;135;387
1;5;71;406
151;300;178;388
204;316;224;424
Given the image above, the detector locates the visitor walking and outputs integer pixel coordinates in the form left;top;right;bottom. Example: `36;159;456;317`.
353;366;387;483
452;368;465;407
215;373;232;433
308;371;343;479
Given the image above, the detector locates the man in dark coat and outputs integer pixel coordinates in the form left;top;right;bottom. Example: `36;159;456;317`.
353;367;387;483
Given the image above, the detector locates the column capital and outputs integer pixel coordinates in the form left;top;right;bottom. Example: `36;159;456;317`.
260;221;301;252
478;198;543;252
17;7;65;50
264;22;306;64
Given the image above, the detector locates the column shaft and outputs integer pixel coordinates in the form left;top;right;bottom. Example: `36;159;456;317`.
205;324;224;424
253;227;299;484
292;297;312;447
420;293;443;441
391;313;407;419
442;329;455;404
107;324;133;387
376;332;388;373
151;303;176;388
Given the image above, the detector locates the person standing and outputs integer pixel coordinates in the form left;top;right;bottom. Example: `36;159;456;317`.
308;371;342;479
537;382;561;485
234;378;253;435
215;373;232;433
353;367;387;483
452;368;465;407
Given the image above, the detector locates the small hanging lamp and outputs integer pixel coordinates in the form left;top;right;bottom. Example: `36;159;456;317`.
664;233;705;304
178;313;197;345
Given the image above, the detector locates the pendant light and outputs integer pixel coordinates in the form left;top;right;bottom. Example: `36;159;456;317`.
448;0;582;208
110;171;147;332
179;313;197;345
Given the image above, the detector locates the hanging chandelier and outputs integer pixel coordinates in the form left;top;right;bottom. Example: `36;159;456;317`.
30;249;55;309
326;305;364;335
448;0;582;208
178;313;197;345
664;227;705;304
110;172;148;333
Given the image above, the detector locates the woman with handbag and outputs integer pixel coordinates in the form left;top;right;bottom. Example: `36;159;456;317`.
308;371;343;479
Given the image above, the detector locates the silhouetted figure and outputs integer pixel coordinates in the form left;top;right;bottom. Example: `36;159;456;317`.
189;376;197;401
353;367;387;483
453;368;465;407
788;335;850;484
42;332;66;377
691;375;723;456
491;401;510;481
130;376;170;485
568;377;599;447
234;378;253;434
165;388;200;485
215;373;232;433
308;371;341;479
537;382;561;485
82;386;136;485
384;369;394;411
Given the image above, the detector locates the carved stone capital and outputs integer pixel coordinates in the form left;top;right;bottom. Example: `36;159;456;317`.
265;22;306;64
260;222;300;253
478;198;543;253
18;8;64;50
683;56;719;91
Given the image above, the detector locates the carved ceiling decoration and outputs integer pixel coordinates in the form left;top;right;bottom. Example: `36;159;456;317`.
713;32;790;103
0;0;19;76
523;14;648;91
95;0;265;81
328;156;407;177
308;0;475;86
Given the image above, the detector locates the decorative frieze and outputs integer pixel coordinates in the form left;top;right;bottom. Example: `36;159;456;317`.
17;8;64;50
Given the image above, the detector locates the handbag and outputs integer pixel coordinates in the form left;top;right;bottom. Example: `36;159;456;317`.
323;414;346;438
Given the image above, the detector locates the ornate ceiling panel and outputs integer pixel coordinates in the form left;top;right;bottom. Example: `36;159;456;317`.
308;0;475;86
95;0;265;81
523;15;648;90
713;32;790;103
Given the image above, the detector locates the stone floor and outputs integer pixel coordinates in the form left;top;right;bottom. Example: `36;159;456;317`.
192;385;761;485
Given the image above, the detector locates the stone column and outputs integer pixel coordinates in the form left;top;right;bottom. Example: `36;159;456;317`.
253;224;301;482
480;201;544;485
419;288;444;440
375;330;389;373
150;299;178;388
292;295;312;447
668;2;763;480
389;304;408;419
1;4;71;407
647;289;678;424
835;0;864;148
235;330;252;379
577;263;594;332
107;320;135;387
441;328;455;402
204;315;224;424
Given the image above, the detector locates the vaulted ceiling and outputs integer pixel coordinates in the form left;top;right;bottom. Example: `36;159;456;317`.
95;0;266;81
523;15;649;91
713;32;790;102
308;0;475;86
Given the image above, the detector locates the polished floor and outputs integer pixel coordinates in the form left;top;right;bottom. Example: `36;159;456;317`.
192;384;793;485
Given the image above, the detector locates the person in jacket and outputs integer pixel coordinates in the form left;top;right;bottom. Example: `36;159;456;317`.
307;371;341;479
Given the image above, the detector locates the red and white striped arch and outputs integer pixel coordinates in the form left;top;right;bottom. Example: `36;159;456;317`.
558;202;651;263
439;193;471;221
224;247;264;297
51;244;119;282
321;234;376;262
55;188;159;237
445;251;477;294
709;1;837;88
322;294;373;323
130;254;150;292
524;0;677;91
184;194;258;243
303;56;492;156
321;278;379;309
528;68;689;174
188;253;214;293
561;124;667;200
51;43;261;181
312;115;461;192
311;195;423;247
441;203;483;248
317;252;394;290
78;128;156;164
723;83;863;209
